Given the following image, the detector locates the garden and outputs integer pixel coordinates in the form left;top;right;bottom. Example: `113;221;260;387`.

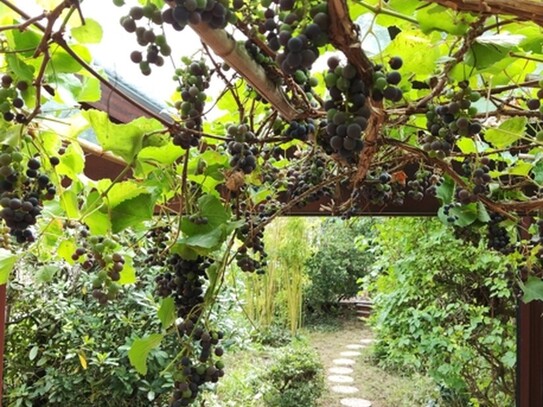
0;0;542;406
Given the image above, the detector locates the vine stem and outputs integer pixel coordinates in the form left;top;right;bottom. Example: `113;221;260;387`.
0;0;172;128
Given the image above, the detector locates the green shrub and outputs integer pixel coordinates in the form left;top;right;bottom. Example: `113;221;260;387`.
4;269;176;407
368;218;517;407
262;341;324;407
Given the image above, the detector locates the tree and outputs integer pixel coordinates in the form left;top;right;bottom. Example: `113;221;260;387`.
304;218;374;314
1;0;543;405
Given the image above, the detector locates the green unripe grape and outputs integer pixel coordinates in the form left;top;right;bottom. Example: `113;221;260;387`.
468;106;478;116
11;151;23;163
92;277;102;289
536;130;543;142
294;70;307;84
374;77;388;91
112;0;124;6
469;91;481;102
324;72;337;88
215;360;225;369
539;79;543;88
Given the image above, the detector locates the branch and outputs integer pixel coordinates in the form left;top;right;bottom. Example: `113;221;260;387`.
426;0;543;27
0;0;172;128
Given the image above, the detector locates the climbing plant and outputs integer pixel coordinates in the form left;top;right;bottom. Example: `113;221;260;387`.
1;0;543;405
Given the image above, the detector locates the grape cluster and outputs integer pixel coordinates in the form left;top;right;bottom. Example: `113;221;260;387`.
361;170;405;206
456;157;492;204
1;74;29;124
487;213;511;253
283;119;315;142
172;60;211;149
119;4;171;75
423;83;482;158
235;208;267;274
0;149;56;243
155;254;226;406
145;226;172;267
155;254;210;318
406;171;441;201
161;0;232;32
320;57;369;162
169;328;225;406
526;80;543;112
286;154;333;206
250;2;328;92
226;124;258;174
342;169;405;218
371;57;403;103
71;233;126;304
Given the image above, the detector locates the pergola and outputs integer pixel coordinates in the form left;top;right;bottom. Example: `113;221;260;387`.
1;0;543;406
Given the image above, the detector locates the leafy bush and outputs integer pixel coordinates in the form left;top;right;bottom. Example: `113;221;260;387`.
304;219;374;315
4;268;176;407
262;341;324;407
368;218;517;406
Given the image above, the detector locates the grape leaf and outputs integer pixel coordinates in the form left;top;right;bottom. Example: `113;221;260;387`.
521;276;543;303
111;193;154;233
157;297;176;330
83;110;163;162
71;19;103;44
0;248;18;285
484;117;527;148
128;334;163;375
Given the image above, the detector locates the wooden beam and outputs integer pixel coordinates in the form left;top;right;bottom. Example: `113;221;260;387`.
427;0;543;27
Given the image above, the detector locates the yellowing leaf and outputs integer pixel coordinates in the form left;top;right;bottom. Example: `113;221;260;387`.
78;351;88;370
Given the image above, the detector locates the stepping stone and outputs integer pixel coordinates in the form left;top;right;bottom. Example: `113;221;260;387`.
333;358;356;365
331;385;359;394
340;398;372;407
346;344;365;350
340;351;361;357
360;338;374;344
327;374;354;383
329;366;354;375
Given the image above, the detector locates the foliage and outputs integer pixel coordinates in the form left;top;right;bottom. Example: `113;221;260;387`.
261;340;324;407
4;267;176;407
367;218;517;406
304;218;374;314
0;0;543;404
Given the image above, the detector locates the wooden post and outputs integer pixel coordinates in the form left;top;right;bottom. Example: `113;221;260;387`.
517;299;543;407
0;284;6;407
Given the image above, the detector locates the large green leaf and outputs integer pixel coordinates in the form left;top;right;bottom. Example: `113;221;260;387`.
111;193;154;233
382;30;440;78
103;181;148;208
128;334;163;375
416;5;470;35
180;194;230;237
71;18;103;44
83;110;163;162
0;249;18;285
485;117;527;148
6;54;35;82
521;276;543;303
47;45;91;74
157;297;176;330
